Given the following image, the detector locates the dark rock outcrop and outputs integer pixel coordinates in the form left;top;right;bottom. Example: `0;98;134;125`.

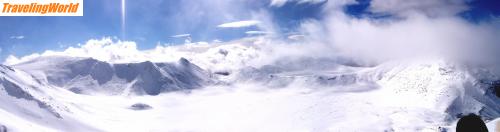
129;103;152;110
0;124;6;132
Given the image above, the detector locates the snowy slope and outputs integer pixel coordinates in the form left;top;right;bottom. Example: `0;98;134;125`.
234;58;500;131
0;64;99;131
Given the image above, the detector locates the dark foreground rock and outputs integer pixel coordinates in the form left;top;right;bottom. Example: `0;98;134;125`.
130;103;152;110
0;124;7;132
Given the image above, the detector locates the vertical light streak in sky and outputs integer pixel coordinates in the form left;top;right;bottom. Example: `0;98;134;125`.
121;0;126;40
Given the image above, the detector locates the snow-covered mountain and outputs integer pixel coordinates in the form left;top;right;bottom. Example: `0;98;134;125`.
11;56;213;95
0;38;499;131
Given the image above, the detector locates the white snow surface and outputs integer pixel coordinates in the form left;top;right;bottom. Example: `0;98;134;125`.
0;37;499;132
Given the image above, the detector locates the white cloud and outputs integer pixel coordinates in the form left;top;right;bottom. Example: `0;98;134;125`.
3;37;268;71
369;0;469;17
170;34;192;44
286;0;500;67
171;34;191;38
217;20;260;28
270;0;328;7
245;31;270;35
10;36;25;39
3;38;139;65
212;39;222;43
141;0;260;36
330;15;498;64
270;0;288;7
287;34;305;40
4;54;40;65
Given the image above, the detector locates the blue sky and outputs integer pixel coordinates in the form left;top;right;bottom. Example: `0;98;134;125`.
0;0;498;62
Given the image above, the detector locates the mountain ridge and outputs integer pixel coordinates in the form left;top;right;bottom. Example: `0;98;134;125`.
12;56;214;95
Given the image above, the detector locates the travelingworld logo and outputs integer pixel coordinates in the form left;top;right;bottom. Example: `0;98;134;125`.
0;0;83;16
